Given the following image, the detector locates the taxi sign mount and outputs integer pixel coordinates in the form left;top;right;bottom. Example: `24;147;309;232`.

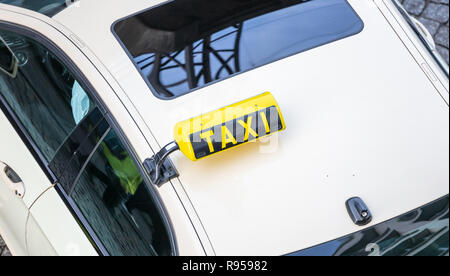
144;92;286;186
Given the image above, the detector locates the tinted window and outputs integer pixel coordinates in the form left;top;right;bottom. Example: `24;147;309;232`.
288;195;449;256
0;30;96;162
0;0;69;16
0;27;174;256
70;129;172;256
114;0;363;99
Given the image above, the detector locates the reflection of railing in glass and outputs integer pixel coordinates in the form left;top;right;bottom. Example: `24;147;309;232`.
137;24;243;98
114;0;364;99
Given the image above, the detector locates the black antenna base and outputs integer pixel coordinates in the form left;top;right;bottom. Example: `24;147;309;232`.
143;141;179;187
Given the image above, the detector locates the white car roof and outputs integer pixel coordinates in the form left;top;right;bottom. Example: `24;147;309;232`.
50;0;448;255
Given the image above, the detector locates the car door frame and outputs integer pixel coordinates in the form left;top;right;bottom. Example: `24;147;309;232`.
0;8;184;256
45;8;215;255
0;18;107;256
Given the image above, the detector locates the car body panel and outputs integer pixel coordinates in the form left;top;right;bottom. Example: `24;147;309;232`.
0;8;58;254
0;6;99;256
0;3;210;256
50;0;449;255
0;111;48;256
0;0;448;255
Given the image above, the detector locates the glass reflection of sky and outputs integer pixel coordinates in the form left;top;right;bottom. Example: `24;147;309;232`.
238;0;362;69
133;0;363;98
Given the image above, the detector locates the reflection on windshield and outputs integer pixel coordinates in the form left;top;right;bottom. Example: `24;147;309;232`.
114;0;364;99
289;195;449;256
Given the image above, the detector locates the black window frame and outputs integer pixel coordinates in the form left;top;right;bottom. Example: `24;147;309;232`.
0;21;178;256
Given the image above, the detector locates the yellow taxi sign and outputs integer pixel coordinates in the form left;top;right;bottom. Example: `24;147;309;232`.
174;92;286;161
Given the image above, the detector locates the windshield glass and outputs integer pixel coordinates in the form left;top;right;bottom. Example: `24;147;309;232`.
289;195;449;256
113;0;364;99
0;0;69;16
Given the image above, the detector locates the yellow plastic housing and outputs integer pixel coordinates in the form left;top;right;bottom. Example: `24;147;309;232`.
174;92;286;161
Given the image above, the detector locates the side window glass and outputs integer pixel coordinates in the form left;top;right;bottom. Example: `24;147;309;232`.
0;28;173;256
70;129;172;256
0;30;96;162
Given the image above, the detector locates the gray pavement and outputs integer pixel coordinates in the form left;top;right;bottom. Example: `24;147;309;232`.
400;0;449;63
1;0;449;257
0;236;11;256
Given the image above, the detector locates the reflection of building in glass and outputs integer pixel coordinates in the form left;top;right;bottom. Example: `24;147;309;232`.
136;23;243;97
289;196;449;256
114;0;364;98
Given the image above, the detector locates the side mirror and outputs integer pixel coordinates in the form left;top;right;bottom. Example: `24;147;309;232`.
0;36;19;78
144;92;286;186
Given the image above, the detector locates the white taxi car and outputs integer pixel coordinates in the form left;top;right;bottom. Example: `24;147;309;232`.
0;0;448;256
